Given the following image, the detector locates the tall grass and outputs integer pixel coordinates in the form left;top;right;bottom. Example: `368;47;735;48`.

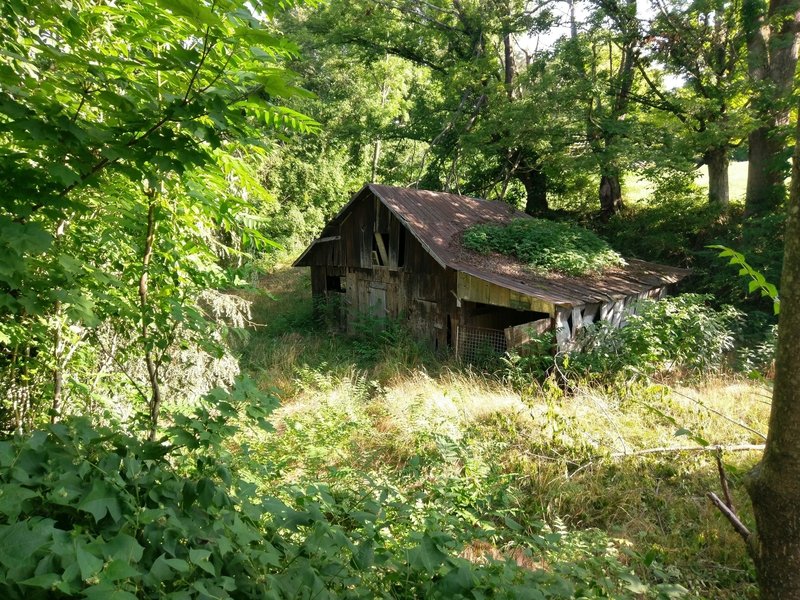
234;265;769;598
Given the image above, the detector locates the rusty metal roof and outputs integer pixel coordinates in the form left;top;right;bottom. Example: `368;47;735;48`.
300;184;690;308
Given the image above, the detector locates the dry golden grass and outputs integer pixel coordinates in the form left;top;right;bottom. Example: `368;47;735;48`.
460;539;549;571
244;264;769;598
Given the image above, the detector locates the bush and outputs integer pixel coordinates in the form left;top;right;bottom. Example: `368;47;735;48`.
504;294;740;384
0;378;281;599
463;218;626;276
0;378;687;599
573;294;740;376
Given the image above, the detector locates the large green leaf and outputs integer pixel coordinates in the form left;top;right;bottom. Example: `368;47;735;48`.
0;484;38;520
103;533;144;563
76;541;104;581
77;480;122;523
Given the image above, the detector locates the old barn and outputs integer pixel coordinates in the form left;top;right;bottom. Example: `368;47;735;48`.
294;184;689;358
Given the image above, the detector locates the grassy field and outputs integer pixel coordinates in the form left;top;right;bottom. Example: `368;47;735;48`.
625;161;749;204
236;265;770;598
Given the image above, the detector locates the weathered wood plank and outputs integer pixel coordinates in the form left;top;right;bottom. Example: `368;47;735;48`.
505;318;551;348
456;272;554;315
571;307;583;337
582;303;599;325
388;215;400;268
554;308;571;349
374;233;389;266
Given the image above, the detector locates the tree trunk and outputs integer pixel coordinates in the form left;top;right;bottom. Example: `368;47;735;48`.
503;31;515;101
599;171;624;217
746;125;790;214
745;98;800;599
743;0;800;215
371;138;381;182
593;4;637;218
706;146;730;207
51;300;63;424
139;193;162;442
569;0;578;39
517;161;548;215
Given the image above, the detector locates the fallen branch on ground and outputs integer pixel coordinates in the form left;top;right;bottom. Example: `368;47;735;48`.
568;444;765;478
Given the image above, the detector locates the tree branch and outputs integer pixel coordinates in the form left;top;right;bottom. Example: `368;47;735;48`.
707;491;751;541
716;452;736;510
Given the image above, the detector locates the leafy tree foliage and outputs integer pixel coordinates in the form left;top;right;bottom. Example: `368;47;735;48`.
290;0;561;213
256;26;433;250
741;0;800;214
0;0;316;432
645;0;749;206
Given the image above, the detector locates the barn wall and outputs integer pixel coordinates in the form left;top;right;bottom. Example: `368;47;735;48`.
301;192;457;351
340;230;458;351
456;272;554;315
302;191;680;355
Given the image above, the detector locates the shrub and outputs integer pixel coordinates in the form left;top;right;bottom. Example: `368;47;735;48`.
0;379;686;599
0;377;281;599
504;294;740;384
572;294;740;376
463;218;626;276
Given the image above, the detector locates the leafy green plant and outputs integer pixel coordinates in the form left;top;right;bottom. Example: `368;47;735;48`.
0;374;691;599
572;294;741;377
0;0;319;432
463;218;626;276
709;245;780;314
350;313;430;366
0;377;280;599
501;331;558;387
502;295;740;385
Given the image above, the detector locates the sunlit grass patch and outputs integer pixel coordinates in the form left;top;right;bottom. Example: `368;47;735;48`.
238;263;768;598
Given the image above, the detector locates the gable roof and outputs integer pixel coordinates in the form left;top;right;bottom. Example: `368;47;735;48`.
295;184;689;308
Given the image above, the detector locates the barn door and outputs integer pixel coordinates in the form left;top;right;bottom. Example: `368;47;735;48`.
368;285;386;320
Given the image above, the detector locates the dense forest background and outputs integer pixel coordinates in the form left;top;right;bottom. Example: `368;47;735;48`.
1;0;798;597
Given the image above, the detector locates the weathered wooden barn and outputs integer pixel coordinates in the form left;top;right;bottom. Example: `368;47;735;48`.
294;184;689;357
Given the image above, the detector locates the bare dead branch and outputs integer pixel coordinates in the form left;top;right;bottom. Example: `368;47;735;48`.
715;452;736;511
707;491;751;541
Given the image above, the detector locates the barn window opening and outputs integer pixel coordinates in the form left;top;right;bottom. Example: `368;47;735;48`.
372;232;389;266
466;302;549;328
326;276;345;293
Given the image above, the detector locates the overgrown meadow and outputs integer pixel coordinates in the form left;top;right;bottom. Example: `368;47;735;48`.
227;249;769;599
0;0;787;593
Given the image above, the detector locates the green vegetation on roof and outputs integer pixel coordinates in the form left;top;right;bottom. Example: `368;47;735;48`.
462;218;627;276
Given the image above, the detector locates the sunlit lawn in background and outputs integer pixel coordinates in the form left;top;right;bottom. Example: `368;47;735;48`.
626;161;749;204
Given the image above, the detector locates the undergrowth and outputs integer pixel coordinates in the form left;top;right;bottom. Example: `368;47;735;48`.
229;266;770;599
1;265;755;597
595;196;783;316
502;293;744;386
462;218;627;276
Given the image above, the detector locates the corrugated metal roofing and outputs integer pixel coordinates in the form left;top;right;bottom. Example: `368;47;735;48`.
299;184;690;308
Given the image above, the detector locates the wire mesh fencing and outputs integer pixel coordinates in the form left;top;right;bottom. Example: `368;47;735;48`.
456;326;507;362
